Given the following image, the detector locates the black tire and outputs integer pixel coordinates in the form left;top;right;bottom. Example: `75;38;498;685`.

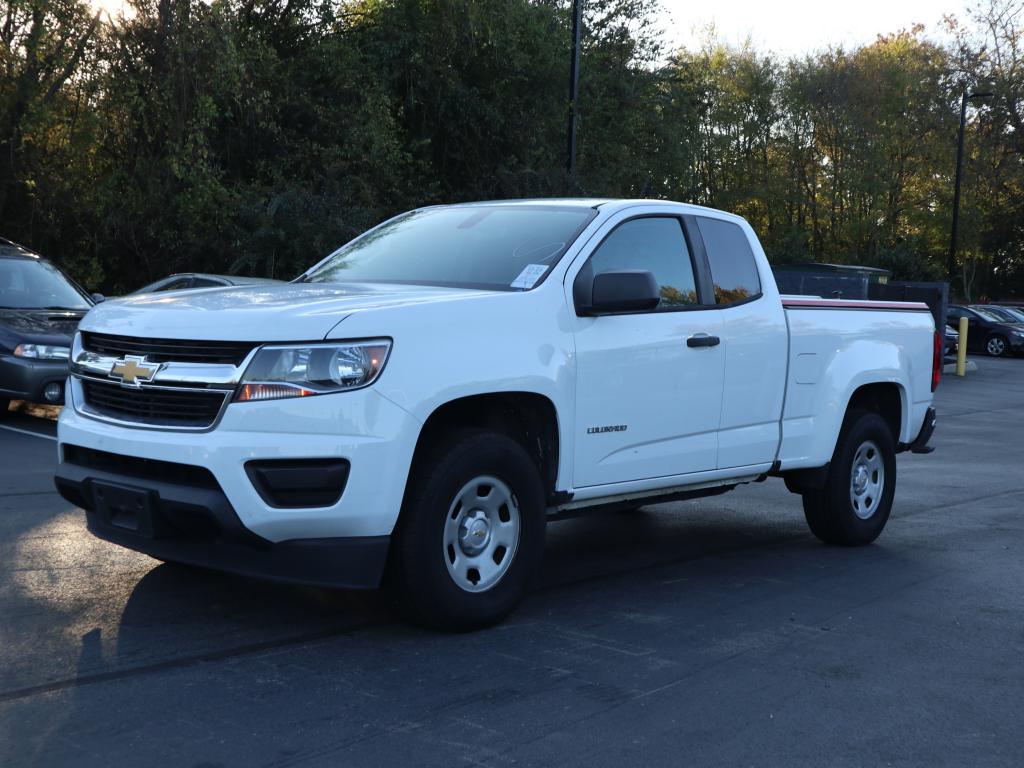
802;410;896;546
985;334;1008;357
389;429;546;631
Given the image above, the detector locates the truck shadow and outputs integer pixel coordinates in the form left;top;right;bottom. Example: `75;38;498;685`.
109;498;920;657
7;505;935;765
118;560;390;643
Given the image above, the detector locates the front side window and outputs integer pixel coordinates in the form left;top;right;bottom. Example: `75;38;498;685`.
587;217;699;308
305;205;597;291
696;217;762;305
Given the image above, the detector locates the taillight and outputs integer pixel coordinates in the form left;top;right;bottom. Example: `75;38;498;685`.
931;330;942;391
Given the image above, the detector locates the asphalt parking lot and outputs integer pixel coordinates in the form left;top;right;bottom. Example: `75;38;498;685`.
1;357;1023;767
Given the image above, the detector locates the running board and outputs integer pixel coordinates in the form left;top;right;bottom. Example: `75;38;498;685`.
547;474;761;518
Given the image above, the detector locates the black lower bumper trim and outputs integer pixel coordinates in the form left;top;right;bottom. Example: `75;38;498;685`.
903;406;936;454
54;460;389;590
0;354;68;404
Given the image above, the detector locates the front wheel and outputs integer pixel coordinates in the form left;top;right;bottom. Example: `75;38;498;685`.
389;429;546;631
802;410;897;546
986;335;1008;357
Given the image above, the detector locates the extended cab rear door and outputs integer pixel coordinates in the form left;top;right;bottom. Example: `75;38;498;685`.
567;209;726;488
687;214;788;469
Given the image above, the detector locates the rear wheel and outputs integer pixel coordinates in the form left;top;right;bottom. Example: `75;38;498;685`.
390;429;546;631
986;335;1008;357
802;410;896;546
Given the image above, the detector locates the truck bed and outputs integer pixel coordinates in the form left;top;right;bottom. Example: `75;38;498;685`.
778;296;935;470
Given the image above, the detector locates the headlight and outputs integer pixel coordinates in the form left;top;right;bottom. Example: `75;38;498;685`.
14;343;70;360
235;340;391;402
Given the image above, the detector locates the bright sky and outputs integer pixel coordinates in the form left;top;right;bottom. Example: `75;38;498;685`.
88;0;972;57
658;0;970;56
91;0;131;20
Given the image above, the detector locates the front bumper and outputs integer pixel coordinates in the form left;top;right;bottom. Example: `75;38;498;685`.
54;452;391;588
57;384;422;586
0;354;68;403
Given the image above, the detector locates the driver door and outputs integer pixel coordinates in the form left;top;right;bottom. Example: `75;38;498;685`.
569;214;725;488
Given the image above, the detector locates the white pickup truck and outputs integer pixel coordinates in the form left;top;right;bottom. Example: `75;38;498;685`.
55;199;939;629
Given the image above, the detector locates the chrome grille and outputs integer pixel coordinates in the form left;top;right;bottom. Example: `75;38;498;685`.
82;332;255;366
72;332;252;430
81;379;228;429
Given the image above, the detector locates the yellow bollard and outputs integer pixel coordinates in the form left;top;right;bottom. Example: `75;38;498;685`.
956;316;969;376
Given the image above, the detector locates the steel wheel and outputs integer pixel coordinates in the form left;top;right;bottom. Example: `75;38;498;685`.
987;336;1006;356
849;440;885;520
443;475;521;593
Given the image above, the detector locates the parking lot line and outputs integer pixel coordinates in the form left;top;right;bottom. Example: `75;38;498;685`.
0;424;57;441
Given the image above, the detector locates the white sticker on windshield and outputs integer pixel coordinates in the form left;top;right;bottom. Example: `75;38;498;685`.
510;264;548;290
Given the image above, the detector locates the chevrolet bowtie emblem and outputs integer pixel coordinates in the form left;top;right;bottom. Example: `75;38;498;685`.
109;355;161;388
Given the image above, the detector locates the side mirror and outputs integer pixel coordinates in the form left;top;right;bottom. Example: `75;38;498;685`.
581;270;661;315
91;293;105;304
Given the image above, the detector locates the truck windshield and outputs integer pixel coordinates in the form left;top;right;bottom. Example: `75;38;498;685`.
303;205;597;291
0;257;91;310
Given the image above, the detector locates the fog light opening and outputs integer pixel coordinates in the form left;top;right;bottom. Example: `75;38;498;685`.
43;382;64;403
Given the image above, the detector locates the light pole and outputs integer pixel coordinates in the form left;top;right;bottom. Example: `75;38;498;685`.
566;0;582;180
947;89;993;281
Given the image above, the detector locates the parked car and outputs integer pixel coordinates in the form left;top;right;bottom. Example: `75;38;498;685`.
132;273;283;294
946;304;1024;357
1;238;95;413
55;199;938;630
973;304;1024;325
944;325;959;358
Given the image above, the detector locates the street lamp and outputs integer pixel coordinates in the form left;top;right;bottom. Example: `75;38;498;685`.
947;88;994;281
566;0;582;179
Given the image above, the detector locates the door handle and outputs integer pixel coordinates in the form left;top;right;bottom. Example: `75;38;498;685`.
687;334;721;348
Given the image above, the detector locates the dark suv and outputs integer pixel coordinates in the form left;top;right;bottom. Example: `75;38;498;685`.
0;239;95;413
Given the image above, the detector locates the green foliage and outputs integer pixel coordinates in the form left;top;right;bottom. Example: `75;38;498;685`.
0;0;1021;298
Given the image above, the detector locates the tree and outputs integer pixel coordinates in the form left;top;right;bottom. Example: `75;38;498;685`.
0;0;102;219
0;0;1021;297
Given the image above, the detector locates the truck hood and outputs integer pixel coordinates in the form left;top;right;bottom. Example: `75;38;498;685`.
79;282;491;341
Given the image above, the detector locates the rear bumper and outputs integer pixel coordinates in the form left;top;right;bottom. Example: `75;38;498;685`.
0;354;68;403
54;456;390;589
902;406;936;455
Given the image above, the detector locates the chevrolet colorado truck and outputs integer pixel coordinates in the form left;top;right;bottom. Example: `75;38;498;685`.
54;200;939;629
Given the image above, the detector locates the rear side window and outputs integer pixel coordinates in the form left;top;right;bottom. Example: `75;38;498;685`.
696;217;762;305
588;217;698;308
191;278;226;288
